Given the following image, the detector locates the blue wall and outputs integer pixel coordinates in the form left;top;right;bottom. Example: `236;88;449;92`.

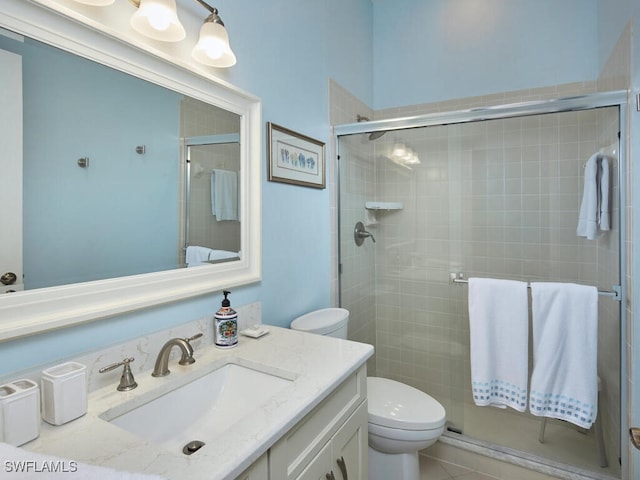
372;0;598;109
213;0;374;324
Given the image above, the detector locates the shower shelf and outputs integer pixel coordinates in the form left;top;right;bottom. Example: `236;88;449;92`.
364;201;403;210
364;202;403;226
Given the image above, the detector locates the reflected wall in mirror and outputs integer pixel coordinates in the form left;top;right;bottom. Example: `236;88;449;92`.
0;31;241;291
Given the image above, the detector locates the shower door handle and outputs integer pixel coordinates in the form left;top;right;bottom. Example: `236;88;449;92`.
354;221;375;246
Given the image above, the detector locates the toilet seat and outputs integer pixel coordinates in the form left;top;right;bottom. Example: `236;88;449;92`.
367;377;446;431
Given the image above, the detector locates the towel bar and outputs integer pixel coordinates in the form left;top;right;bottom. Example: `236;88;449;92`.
449;273;621;302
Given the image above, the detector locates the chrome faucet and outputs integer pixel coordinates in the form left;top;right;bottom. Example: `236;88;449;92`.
152;333;202;377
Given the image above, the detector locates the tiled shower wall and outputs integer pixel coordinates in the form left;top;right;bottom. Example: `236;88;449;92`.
329;80;377;375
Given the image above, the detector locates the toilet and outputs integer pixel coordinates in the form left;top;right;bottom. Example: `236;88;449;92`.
290;308;447;480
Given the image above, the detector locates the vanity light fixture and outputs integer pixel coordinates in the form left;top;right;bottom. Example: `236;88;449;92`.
69;0;236;67
130;0;186;42
130;0;236;67
191;7;237;67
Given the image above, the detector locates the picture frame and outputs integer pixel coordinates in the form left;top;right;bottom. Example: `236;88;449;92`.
267;122;326;189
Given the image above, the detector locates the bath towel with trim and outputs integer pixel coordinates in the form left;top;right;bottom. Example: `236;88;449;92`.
529;282;598;429
468;277;529;411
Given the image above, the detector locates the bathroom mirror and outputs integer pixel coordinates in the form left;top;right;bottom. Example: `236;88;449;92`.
0;0;261;341
1;33;242;290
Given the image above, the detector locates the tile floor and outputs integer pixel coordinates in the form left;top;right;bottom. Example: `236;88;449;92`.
420;455;498;480
419;450;571;480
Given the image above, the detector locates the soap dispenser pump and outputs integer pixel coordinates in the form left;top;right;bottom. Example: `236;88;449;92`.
214;290;238;349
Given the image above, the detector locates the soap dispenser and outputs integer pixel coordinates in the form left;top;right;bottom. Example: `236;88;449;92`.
214;290;238;348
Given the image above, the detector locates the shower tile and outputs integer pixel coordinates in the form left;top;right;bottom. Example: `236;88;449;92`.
558;125;580;143
558;141;580;159
504;227;523;243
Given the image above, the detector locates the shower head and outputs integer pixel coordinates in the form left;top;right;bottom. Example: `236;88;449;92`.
356;114;386;141
368;131;386;140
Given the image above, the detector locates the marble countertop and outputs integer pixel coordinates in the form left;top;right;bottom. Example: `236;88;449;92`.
22;326;373;480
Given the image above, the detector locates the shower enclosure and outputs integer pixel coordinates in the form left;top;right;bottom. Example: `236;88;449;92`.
336;93;626;479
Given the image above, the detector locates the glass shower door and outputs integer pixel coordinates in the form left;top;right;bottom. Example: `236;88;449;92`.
337;104;621;477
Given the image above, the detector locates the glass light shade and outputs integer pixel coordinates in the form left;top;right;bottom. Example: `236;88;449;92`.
130;0;186;42
192;22;237;68
391;144;407;158
71;0;115;5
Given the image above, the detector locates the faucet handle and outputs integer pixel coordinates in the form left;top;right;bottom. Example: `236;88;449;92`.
185;333;203;343
178;334;201;366
99;357;138;391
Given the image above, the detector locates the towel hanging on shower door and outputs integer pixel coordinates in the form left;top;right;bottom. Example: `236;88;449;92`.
577;153;610;240
468;277;529;412
529;282;598;429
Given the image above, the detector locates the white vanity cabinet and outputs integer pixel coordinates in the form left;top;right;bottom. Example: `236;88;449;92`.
235;453;268;480
268;365;368;480
295;403;367;480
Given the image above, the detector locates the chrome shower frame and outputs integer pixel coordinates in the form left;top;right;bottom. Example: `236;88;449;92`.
334;90;629;479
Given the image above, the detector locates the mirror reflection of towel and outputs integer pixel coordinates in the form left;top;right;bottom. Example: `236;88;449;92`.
185;246;213;267
211;169;238;221
186;246;239;267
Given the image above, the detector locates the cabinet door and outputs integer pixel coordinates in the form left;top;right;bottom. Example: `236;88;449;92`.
296;440;334;480
235;453;268;480
331;402;368;480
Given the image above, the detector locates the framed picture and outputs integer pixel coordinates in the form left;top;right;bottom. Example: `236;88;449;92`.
267;122;326;189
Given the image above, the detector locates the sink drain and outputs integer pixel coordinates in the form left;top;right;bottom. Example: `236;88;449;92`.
182;440;205;455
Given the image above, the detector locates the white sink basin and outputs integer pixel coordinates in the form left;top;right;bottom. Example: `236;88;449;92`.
102;363;293;454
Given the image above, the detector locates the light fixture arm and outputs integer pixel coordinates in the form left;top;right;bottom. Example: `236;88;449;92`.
130;0;224;23
192;0;216;15
126;0;235;66
193;1;225;26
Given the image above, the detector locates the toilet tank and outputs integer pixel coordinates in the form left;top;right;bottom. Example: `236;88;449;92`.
290;308;349;339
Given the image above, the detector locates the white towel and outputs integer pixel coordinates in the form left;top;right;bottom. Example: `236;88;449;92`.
468;278;529;411
577;153;610;240
185;245;212;267
599;156;610;231
208;249;239;261
529;282;598;429
0;442;166;479
211;169;238;221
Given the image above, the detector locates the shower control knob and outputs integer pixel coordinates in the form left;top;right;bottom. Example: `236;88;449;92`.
0;272;17;285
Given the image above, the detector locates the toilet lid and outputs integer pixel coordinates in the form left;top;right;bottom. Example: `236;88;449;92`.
367;377;446;431
290;308;348;335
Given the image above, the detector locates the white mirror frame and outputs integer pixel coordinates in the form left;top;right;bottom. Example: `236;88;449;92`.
0;0;261;341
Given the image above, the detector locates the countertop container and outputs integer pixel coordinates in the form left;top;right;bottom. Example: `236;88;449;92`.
0;379;40;446
41;362;87;426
